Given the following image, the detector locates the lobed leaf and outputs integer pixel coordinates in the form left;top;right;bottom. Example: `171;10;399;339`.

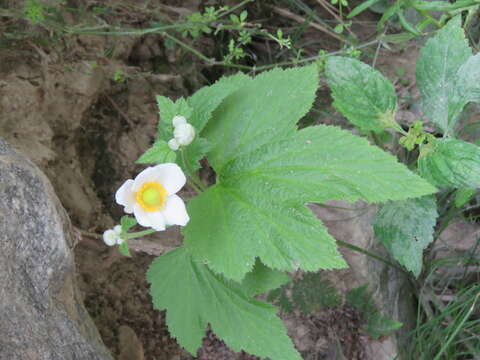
147;247;301;360
325;56;398;133
185;125;436;281
373;195;438;277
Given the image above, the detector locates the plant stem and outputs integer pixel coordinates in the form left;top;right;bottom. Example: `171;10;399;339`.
336;239;406;272
180;148;206;193
125;229;156;239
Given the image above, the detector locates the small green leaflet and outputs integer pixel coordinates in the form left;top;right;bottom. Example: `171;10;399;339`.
416;16;472;134
418;138;480;188
454;188;476;208
156;96;193;141
118;216;136;257
147;247;301;360
346;284;403;339
137;140;176;164
118;240;131;257
120;215;137;231
241;258;291;297
373;195;438;277
325;56;398;133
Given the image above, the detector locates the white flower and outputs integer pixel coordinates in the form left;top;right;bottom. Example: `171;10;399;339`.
172;115;187;127
173;123;195;146
103;225;123;246
168;138;180;151
115;163;189;231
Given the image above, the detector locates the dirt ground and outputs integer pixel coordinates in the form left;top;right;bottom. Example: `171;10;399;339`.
0;1;411;359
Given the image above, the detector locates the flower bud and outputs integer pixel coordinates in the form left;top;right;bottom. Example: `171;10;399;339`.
174;123;195;146
172;115;187;127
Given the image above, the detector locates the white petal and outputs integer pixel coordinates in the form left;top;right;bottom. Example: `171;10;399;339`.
172;115;187;127
168;138;180;151
162;195;190;226
132;166;157;191
150;163;186;195
115;179;135;214
133;203;166;231
103;229;117;246
116;236;124;245
113;225;122;235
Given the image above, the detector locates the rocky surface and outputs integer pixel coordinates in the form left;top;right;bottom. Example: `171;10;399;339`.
0;138;113;360
312;201;416;360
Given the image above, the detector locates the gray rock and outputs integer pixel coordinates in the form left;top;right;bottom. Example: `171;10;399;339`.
312;201;415;360
0;138;113;360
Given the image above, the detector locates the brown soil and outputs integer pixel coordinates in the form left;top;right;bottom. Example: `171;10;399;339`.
0;1;384;359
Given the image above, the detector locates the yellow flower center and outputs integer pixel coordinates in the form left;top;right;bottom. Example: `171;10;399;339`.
136;182;167;212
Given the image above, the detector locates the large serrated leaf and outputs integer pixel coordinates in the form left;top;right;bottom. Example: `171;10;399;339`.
416;16;472;134
184;186;347;281
373;195;438;277
147;247;301;360
221;126;437;204
203;65;319;171
185;125;436;281
325;56;397;133
418;138;480;188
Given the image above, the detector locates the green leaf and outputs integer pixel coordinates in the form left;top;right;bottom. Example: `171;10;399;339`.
156;96;193;141
241;259;291;297
147;247;301;360
347;0;383;18
325;56;398;133
346;284;402;339
221;126;437;204
373;196;438;277
185;125;436;281
450;53;480;123
418;138;480;188
120;215;137;232
184;185;347;281
416;16;472;134
118;240;131;257
203;66;319;171
136;140;176;164
187;72;251;133
454;188;476;208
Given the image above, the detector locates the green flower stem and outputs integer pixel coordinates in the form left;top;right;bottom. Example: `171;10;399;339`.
336;239;406;272
124;229;156;240
180;147;206;193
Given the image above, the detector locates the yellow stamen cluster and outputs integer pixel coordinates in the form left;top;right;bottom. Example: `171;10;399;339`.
135;182;167;212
